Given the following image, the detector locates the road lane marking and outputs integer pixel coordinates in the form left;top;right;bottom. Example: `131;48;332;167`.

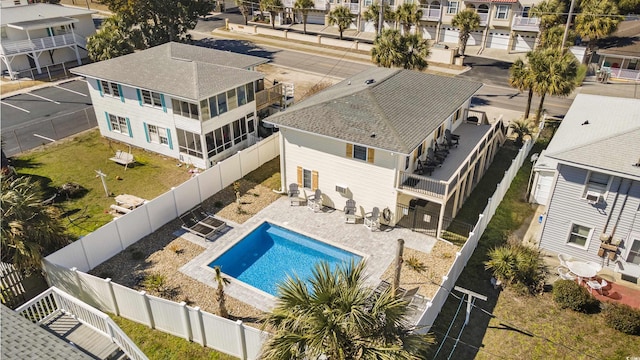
55;85;88;97
33;134;56;142
0;100;30;113
26;93;61;104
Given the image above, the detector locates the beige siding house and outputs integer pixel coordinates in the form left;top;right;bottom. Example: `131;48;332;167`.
266;68;507;238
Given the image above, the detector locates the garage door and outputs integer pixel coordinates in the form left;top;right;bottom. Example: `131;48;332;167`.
513;34;536;52
421;25;437;40
487;32;510;50
441;28;459;44
533;171;554;205
306;13;325;25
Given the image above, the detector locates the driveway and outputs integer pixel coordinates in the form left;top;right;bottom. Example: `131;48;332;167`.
459;56;513;87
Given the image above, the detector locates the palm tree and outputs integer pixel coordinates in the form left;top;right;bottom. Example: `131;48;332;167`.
372;29;403;68
508;58;535;119
401;33;430;70
213;266;230;318
328;5;353;40
395;3;423;35
362;1;394;36
86;15;135;62
260;0;284;29
529;48;579;121
530;0;565;37
539;24;575;49
261;260;433;359
235;0;251;25
574;0;622;63
1;175;69;272
294;0;315;34
509;119;534;147
451;8;480;56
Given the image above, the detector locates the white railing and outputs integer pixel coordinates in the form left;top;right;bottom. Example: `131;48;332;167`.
0;33;81;56
314;0;328;10
478;12;488;26
15;287;148;360
511;15;540;31
602;66;640;81
420;7;441;20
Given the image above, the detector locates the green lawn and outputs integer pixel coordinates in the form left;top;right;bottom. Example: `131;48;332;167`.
13;130;191;237
428;139;640;359
111;315;238;360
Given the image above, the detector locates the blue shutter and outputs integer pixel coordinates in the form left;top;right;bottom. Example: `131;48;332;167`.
105;112;112;131
137;89;143;106
126;118;133;137
160;94;167;113
166;129;173;150
97;80;103;97
118;84;124;103
143;122;150;142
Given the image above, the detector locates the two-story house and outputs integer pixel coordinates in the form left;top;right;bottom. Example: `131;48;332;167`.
536;94;640;285
71;42;289;169
0;0;96;79
265;67;506;238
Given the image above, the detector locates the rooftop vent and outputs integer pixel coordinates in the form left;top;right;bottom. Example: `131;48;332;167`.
581;120;589;125
371;133;376;138
365;79;375;85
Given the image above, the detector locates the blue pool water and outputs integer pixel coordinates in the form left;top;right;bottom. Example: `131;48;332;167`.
208;222;362;296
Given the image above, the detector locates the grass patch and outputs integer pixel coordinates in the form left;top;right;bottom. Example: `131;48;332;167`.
110;315;238;360
13;129;191;237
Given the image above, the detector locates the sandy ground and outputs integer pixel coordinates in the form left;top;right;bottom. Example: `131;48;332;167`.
256;63;341;102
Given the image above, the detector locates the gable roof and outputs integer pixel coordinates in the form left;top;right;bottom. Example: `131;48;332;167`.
540;94;640;179
265;68;482;154
0;3;95;26
71;42;267;101
1;305;92;360
597;20;640;58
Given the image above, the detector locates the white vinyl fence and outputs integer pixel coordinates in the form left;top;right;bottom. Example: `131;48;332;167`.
416;138;536;331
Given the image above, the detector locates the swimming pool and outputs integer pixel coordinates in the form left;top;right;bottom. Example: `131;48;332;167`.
208;222;362;296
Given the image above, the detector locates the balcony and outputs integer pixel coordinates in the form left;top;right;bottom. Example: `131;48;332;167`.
256;82;294;111
478;12;488;26
420;7;441;21
0;33;85;56
284;0;327;10
511;15;540;32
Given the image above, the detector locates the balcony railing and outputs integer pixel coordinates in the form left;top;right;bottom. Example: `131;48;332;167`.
420;7;441;21
601;66;640;81
399;172;447;199
15;287;148;360
0;33;85;56
256;83;289;111
285;0;326;9
511;15;540;32
478;12;488;26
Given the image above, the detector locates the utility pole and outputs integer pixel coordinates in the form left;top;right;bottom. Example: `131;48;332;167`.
560;0;576;50
378;0;384;37
392;239;404;293
454;286;487;325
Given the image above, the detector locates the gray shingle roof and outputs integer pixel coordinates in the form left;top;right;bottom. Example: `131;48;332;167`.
71;42;267;100
542;94;640;179
1;3;95;26
1;305;92;360
265;68;482;153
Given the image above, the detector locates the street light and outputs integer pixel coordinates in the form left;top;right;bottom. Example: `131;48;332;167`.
525;152;539;202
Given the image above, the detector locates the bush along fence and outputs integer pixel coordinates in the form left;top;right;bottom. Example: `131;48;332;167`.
415;138;536;331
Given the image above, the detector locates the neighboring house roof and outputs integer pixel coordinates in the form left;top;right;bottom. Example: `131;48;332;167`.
537;94;640;179
0;3;95;26
0;305;92;360
71;42;268;101
264;68;482;154
597;20;640;59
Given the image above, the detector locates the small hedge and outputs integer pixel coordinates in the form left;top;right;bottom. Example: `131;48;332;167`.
552;280;600;313
602;302;640;335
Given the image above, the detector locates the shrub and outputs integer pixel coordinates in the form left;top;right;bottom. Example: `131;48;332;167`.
130;250;145;260
143;274;166;292
485;243;546;293
602;302;640;335
213;200;224;208
405;256;427;273
552;280;600;313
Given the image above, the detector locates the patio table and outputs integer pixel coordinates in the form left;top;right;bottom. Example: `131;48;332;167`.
567;261;598;283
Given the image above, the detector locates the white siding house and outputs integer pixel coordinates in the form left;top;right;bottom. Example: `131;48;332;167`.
266;68;507;238
536;94;640;285
72;42;288;169
0;1;96;78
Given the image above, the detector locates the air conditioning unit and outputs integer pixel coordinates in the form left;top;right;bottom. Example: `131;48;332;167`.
335;184;348;195
585;191;601;204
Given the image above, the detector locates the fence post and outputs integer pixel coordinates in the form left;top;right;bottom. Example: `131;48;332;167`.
105;278;119;316
140;291;154;328
194;307;206;346
236;320;247;360
237;149;244;178
180;302;192;341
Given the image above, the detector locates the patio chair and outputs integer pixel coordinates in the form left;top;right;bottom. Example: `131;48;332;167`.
416;160;435;176
344;199;357;223
307;189;322;212
428;148;445;163
288;183;303;206
179;207;227;240
434;142;449;156
557;266;576;281
586;278;608;295
558;254;573;268
374;280;391;294
364;207;380;231
445;129;460;141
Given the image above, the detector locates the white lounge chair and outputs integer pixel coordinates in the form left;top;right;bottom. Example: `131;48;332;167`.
288;183;303;206
344;199;357;223
586;278;608;295
307;189;322;212
364;207;380;231
558;254;573;268
557;266;576;281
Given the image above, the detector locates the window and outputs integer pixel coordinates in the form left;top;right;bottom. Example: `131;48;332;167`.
447;1;458;14
217;93;228;115
416;143;423;158
171;99;199;120
200;100;210;120
227;89;238;111
522;6;531;17
237;85;247;106
303;169;312;188
364;0;372;6
108;114;128;134
405;156;410;170
146;124;169;145
626;237;640;265
141;90;162;107
221;124;232;149
353;145;367;161
176;129;203;158
567;224;592;248
1;27;7;39
101;80;120;97
232;118;247;144
495;4;509;19
583;171;610;197
247;82;255;102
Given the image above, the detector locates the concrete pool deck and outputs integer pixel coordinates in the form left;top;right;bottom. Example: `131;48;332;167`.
180;197;439;311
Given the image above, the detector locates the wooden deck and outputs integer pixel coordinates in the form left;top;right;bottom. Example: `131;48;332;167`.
43;313;122;360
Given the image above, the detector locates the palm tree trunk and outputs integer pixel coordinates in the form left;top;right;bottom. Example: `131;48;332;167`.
524;88;533;120
535;92;546;121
